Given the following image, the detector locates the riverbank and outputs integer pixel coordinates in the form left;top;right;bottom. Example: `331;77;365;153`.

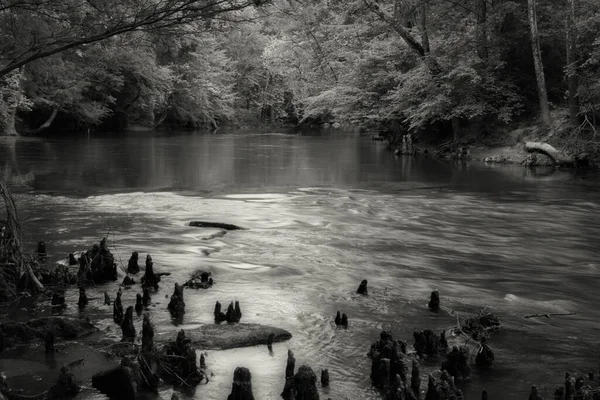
385;113;600;169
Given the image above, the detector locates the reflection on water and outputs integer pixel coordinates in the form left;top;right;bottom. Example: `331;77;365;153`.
1;130;600;400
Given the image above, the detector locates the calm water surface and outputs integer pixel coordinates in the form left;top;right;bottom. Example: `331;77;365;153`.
1;129;600;399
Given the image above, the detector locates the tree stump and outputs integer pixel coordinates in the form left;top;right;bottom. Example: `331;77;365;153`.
341;313;348;328
428;290;440;312
142;288;151;307
357;279;368;295
159;330;203;387
122;276;135;286
167;283;185;319
293;365;320;400
142;313;154;352
121;306;135;342
142;255;160;290
68;253;78;266
113;291;124;324
214;301;227;323
127;252;140;274
37;240;47;257
475;340;494;370
51;291;65;307
321;369;330;387
441;346;471;381
77;287;88;309
104;291;111;306
227;367;255;400
135;294;143;315
226;301;241;323
334;311;341;326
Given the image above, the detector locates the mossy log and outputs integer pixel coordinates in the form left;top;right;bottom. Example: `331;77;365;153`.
155;323;292;350
525;142;574;165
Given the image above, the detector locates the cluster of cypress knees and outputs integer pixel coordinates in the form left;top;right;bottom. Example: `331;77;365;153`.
38;242;593;400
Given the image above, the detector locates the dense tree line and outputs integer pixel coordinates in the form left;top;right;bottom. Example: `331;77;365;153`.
0;0;599;144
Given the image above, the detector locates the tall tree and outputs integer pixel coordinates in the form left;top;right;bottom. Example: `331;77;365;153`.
476;0;488;59
566;0;579;125
528;0;551;126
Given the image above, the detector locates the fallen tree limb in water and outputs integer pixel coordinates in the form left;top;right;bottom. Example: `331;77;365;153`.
0;180;44;297
189;221;245;230
525;142;574;165
155;323;291;350
523;312;576;319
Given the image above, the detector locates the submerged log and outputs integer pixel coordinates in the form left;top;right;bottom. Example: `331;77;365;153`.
127;252;140;274
525;142;574;165
227;367;255;400
189;221;245;230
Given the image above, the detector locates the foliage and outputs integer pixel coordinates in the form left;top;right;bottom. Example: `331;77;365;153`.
0;0;599;136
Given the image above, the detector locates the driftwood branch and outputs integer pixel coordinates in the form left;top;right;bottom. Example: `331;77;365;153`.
523;312;576;319
525;142;574;165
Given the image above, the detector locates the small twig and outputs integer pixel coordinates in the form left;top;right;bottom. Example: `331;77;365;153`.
523;312;576;319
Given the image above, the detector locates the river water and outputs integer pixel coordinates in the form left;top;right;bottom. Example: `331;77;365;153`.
1;129;600;400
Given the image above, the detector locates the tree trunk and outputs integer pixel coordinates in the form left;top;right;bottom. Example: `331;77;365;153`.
32;108;58;134
528;0;551;126
566;0;579;126
364;0;441;74
3;106;19;136
525;141;573;165
417;3;431;54
476;0;488;59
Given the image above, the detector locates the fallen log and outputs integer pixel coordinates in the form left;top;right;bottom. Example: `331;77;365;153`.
525;142;574;165
155;323;292;350
189;221;245;230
